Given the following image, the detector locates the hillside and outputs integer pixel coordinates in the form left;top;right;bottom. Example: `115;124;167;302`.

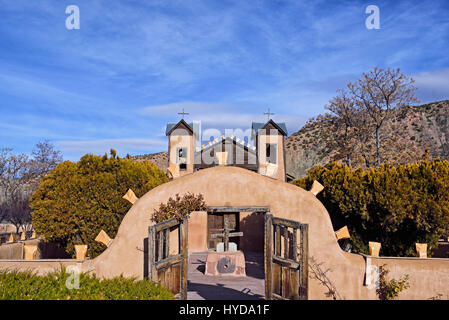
133;152;169;172
286;100;449;178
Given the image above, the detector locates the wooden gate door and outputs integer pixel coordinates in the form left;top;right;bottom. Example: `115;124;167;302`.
148;217;188;300
264;213;308;300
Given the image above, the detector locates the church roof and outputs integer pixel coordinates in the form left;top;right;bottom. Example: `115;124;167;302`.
165;120;201;140
251;120;288;136
197;136;257;155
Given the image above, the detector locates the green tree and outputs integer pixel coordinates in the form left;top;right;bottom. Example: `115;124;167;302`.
30;150;169;258
293;159;449;256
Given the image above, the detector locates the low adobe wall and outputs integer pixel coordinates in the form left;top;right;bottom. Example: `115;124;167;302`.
0;260;83;276
0;239;71;260
0;242;24;260
1;166;448;299
363;255;449;299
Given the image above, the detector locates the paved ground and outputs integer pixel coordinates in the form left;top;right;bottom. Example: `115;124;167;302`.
187;252;265;300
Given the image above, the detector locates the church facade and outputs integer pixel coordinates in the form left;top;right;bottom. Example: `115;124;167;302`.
165;118;290;182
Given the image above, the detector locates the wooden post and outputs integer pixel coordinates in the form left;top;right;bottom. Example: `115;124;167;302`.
148;226;156;280
264;213;273;300
292;227;297;261
224;216;229;252
299;224;309;300
275;225;281;256
165;228;170;259
180;217;188;300
284;226;288;259
158;230;164;261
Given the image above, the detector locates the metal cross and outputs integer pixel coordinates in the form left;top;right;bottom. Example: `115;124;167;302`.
178;108;189;119
264;107;274;120
210;216;243;252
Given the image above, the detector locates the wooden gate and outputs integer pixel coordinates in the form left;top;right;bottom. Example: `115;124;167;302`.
148;217;188;300
264;213;308;300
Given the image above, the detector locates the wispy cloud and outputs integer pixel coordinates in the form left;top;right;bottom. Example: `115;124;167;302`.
1;0;448;160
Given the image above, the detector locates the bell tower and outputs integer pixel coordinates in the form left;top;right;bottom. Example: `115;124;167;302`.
166;119;194;178
254;118;287;181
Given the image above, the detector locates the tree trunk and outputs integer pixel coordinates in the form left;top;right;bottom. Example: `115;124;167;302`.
362;154;370;168
376;126;381;166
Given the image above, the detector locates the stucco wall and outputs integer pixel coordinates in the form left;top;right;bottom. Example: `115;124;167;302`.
1;166;448;299
0;260;82;275
0;239;71;260
0;242;23;260
257;134;285;181
169;134;194;176
188;211;208;253
366;256;449;299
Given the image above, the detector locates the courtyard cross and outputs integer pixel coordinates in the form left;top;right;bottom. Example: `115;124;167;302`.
178;108;189;119
264;107;274;120
210;216;243;252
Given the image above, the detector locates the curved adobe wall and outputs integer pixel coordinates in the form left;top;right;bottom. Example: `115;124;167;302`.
82;166;449;299
82;166;371;299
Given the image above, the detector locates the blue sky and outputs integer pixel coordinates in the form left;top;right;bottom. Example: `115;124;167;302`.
1;0;448;161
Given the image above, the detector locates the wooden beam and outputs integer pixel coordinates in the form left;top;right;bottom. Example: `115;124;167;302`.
292;227;297;261
275;225;281;257
272;256;300;269
272;293;289;300
164;228;170;260
272;217;301;229
284;226;288;259
210;232;243;239
153;218;180;232
264;213;273;300
158;230;164;262
299;224;309;300
224;216;229;252
180;217;188;300
154;254;183;270
148;226;156;280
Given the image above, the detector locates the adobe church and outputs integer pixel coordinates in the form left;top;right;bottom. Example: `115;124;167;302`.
165;117;292;182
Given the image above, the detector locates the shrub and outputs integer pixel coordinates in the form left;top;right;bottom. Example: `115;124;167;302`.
376;265;410;300
0;269;174;300
30;150;169;258
152;193;206;223
292;159;449;256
